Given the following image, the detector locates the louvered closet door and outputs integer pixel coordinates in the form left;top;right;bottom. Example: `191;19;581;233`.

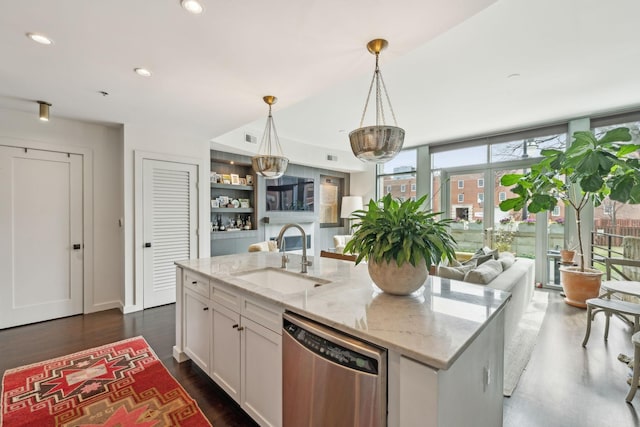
142;159;198;309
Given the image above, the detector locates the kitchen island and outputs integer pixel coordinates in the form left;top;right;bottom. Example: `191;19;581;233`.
174;252;510;427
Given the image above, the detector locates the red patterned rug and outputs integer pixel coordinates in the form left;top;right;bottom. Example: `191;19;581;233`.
1;336;211;426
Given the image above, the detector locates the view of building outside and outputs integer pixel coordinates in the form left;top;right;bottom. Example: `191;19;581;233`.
592;120;640;249
377;149;417;201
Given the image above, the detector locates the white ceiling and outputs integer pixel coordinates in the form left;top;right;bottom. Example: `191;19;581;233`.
2;0;639;172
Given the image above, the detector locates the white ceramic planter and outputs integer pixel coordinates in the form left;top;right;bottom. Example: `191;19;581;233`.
368;258;428;296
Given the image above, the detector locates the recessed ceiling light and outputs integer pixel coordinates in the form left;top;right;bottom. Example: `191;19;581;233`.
181;0;204;14
26;32;53;45
134;68;152;77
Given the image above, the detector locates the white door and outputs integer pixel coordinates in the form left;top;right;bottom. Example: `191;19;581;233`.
142;159;198;308
0;146;83;329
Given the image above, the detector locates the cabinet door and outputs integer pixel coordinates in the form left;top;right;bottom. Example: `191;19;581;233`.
241;316;282;427
211;301;241;402
184;289;211;373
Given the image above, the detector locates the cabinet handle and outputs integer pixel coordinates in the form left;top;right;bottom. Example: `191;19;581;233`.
203;307;209;311
192;281;197;284
237;326;244;331
232;324;239;329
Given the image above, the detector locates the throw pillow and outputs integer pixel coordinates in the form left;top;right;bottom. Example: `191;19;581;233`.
441;258;463;267
463;253;493;267
482;246;500;260
438;264;475;281
464;259;503;285
498;252;516;270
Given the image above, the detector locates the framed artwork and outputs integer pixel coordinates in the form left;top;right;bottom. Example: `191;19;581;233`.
239;177;247;185
211;199;220;208
219;196;229;206
222;174;231;184
246;175;254;185
319;175;344;227
230;174;240;185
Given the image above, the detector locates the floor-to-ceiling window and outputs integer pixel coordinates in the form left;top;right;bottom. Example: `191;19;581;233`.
372;112;640;285
430;127;567;286
590;113;640;279
376;149;417;201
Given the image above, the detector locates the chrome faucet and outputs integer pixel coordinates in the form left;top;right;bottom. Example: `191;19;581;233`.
276;223;312;274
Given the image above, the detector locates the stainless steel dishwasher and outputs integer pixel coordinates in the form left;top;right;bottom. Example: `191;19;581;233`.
282;312;387;427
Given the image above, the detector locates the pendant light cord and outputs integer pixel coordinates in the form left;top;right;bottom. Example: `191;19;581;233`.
357;52;398;128
259;103;284;157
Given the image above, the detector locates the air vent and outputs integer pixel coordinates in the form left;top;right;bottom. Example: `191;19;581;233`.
245;133;257;144
327;154;338;161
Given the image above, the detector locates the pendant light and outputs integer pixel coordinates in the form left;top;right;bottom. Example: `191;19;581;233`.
252;95;289;179
349;39;405;163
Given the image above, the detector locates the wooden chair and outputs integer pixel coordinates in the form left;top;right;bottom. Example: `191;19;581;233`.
626;331;640;402
582;298;640;347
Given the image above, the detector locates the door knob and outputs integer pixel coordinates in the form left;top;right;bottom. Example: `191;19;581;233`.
144;242;152;248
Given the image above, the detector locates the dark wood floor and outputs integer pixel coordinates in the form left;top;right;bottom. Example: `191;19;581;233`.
0;304;257;427
1;293;639;427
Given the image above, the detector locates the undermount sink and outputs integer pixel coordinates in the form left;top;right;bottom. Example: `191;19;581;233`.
233;267;330;294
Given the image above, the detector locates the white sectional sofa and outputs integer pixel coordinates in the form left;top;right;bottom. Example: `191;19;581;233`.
483;257;535;345
438;255;535;348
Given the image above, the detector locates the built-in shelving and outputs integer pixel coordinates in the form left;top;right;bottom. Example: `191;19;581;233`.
211;208;253;214
211;183;254;191
210;157;257;239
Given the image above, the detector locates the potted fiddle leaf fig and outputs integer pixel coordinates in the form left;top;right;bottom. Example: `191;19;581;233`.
344;193;457;295
499;127;640;307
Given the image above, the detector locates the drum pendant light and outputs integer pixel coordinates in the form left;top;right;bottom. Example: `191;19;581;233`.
349;39;405;163
251;95;289;179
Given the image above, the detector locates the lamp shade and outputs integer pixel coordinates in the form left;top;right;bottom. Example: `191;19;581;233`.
341;196;363;219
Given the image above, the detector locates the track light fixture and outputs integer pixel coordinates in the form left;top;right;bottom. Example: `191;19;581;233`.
37;101;51;122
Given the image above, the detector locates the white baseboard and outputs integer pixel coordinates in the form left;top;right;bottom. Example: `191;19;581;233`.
85;300;123;314
122;304;143;314
173;346;190;363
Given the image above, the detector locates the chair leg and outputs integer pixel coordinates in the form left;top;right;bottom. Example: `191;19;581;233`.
583;305;593;347
605;312;611;341
626;342;640;402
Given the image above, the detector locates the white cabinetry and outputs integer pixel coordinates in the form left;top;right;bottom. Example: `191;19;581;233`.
211;281;282;427
176;267;282;427
387;309;505;427
210;301;241;401
241;316;282;426
183;286;211;373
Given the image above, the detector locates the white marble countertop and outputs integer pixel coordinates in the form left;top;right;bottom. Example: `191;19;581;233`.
176;252;510;370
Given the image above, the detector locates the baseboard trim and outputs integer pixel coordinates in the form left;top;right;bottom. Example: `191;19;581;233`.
173;346;190;363
85;301;123;314
122;304;143;314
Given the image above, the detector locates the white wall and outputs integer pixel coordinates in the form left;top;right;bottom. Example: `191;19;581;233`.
350;165;377;204
122;124;210;312
0;107;124;313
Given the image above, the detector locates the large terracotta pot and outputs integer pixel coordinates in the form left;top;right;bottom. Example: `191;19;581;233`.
368;258;427;295
560;266;603;308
